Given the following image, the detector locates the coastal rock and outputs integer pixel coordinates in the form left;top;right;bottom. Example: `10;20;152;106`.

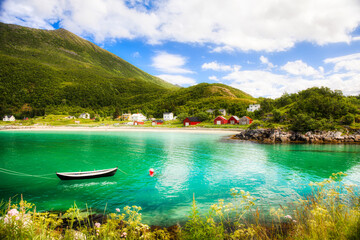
234;129;360;144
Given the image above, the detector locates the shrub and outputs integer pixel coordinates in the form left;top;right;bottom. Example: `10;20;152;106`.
248;120;261;129
342;113;355;125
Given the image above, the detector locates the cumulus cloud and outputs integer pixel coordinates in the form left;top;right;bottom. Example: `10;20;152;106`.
157;74;196;86
281;60;321;77
209;75;219;81
202;61;240;71
152;52;193;74
324;53;360;72
260;56;274;69
151;52;195;86
214;54;360;98
1;0;360;52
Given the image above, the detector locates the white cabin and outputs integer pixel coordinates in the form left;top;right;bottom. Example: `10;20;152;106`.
79;113;90;119
247;104;261;112
3;115;15;121
131;113;147;122
163;112;174;121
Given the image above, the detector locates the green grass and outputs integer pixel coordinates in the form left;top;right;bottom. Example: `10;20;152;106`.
1;173;359;239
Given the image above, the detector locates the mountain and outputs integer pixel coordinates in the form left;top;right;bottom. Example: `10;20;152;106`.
0;23;256;118
0;22;177;116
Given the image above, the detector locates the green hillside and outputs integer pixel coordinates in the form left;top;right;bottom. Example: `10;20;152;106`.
256;87;360;131
0;23;256;118
0;22;177;116
139;83;256;117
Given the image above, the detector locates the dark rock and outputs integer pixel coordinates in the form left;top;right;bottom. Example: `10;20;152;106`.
234;129;360;144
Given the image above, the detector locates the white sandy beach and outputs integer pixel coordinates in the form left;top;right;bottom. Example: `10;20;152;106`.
0;125;241;134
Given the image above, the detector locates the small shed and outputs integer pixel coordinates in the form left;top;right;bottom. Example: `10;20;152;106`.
214;116;228;125
239;116;253;125
228;116;240;124
183;117;201;126
152;120;164;126
134;121;144;125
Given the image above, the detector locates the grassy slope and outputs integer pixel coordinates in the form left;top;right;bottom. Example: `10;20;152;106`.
0;23;256;117
0;23;177;113
141;83;256;116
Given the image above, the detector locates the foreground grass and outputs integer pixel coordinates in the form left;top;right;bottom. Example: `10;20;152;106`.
1;173;359;239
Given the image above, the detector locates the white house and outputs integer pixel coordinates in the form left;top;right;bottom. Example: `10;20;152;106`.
131;113;147;122
3;115;15;121
247;104;261;112
79;113;90;119
163;112;174;121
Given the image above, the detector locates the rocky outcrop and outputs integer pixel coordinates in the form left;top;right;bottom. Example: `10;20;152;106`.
234;129;360;144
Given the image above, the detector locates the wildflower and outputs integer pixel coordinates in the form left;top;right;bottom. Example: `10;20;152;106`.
284;215;292;220
116;208;120;212
293;220;297;223
121;232;127;238
8;208;19;216
95;222;101;228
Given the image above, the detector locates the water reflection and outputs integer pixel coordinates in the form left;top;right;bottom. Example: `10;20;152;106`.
0;131;359;226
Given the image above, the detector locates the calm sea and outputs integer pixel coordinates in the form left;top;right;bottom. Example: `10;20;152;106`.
0;130;359;225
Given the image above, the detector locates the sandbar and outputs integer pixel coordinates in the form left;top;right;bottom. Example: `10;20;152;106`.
0;125;241;135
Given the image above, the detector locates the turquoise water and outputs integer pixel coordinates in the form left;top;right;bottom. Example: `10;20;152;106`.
0;130;359;225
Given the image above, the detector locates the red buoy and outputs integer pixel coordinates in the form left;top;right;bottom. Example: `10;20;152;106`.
149;168;154;177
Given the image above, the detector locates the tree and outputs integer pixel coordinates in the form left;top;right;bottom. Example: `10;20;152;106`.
197;112;210;122
177;113;187;122
342;113;355;125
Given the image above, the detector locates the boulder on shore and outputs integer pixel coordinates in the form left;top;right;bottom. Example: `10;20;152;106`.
234;129;360;144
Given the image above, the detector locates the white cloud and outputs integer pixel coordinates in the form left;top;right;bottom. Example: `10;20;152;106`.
260;56;274;68
214;52;360;98
210;46;235;53
151;52;193;74
1;0;360;52
281;60;321;76
223;69;359;98
324;53;360;72
209;75;219;81
157;74;196;86
202;61;241;71
132;51;140;58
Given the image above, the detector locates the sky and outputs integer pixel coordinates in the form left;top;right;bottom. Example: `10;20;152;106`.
1;0;360;98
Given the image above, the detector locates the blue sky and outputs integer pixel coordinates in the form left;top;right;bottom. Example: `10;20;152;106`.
1;0;360;98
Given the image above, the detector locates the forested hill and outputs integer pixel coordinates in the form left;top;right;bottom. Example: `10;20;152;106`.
0;22;257;118
0;22;177;116
255;87;360;132
139;83;256;117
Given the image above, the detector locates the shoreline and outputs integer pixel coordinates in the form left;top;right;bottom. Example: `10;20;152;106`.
0;125;241;134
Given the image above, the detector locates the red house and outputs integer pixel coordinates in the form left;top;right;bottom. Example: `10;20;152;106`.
152;120;164;126
214;116;228;125
228;116;240;124
134;121;144;125
183;117;202;126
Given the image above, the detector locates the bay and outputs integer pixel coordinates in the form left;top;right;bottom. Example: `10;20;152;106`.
0;130;359;226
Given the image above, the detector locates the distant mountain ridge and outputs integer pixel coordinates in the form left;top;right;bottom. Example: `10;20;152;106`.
0;22;255;118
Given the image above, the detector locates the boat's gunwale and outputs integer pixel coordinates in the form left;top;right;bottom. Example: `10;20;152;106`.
56;167;118;178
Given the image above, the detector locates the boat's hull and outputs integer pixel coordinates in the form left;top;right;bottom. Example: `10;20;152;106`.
56;168;118;180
